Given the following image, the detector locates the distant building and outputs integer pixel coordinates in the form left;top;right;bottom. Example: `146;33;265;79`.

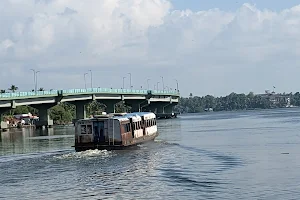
258;90;291;107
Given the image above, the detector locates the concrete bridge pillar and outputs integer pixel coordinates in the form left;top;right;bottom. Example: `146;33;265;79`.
144;102;178;118
32;104;55;128
97;100;121;114
72;101;88;119
124;100;150;112
69;101;91;124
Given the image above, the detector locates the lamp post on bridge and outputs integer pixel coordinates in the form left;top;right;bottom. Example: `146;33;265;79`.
147;79;150;90
30;69;40;93
123;77;126;89
174;79;179;92
35;71;40;92
84;73;88;89
89;69;93;88
160;76;164;91
30;69;36;92
157;82;160;91
128;73;132;89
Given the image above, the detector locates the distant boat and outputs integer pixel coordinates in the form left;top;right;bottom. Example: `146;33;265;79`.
204;108;213;112
74;112;158;151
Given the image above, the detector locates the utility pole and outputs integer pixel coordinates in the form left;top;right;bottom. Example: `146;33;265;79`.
84;73;88;89
175;79;179;92
128;73;132;89
123;77;126;89
161;76;164;91
30;69;35;92
89;70;93;88
35;71;40;92
147;79;150;90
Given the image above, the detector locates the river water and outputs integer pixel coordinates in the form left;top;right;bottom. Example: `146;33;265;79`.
1;108;300;199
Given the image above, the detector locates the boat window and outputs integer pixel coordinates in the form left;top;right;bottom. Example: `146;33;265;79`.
81;125;86;134
87;125;92;134
123;123;131;132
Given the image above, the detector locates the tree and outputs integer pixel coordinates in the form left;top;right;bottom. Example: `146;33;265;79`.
8;85;19;92
0;89;5;93
39;88;44;91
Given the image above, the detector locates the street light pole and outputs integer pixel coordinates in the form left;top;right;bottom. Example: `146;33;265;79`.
161;76;164;91
35;71;40;92
147;79;150;90
89;70;93;88
157;82;160;91
30;69;35;92
128;73;132;89
174;79;179;92
84;73;88;89
123;77;126;89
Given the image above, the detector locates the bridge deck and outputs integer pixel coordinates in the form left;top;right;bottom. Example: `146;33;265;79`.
0;88;180;100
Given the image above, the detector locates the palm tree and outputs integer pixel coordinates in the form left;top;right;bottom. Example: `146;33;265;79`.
38;88;44;91
0;89;5;93
8;85;19;93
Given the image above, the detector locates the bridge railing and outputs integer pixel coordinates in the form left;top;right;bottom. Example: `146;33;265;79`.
0;88;180;99
0;90;59;98
62;88;150;94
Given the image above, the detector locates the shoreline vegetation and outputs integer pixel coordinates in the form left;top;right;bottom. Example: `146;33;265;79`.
174;92;300;113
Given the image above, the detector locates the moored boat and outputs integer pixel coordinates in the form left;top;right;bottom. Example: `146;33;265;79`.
74;112;158;151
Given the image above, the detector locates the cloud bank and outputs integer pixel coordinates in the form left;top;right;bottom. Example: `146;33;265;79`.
0;0;300;96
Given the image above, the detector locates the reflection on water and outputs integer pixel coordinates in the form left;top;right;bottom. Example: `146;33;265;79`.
1;109;300;199
0;126;74;155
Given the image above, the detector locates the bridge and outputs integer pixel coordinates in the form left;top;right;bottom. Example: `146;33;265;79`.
0;88;180;129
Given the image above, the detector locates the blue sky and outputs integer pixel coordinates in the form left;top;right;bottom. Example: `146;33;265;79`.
171;0;300;11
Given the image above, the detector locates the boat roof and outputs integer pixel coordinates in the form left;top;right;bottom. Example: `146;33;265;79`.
113;112;155;120
78;112;156;123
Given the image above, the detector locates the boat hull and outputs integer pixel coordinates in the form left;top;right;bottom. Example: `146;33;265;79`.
74;132;158;152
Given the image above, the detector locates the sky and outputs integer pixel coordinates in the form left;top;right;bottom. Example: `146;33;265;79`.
1;0;300;97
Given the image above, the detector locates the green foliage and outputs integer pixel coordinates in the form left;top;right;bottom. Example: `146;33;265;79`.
50;103;74;124
115;101;131;113
8;85;18;92
175;92;298;113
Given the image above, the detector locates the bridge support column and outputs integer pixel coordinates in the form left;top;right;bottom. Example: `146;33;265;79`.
98;100;121;113
124;100;149;112
69;101;91;124
32;104;55;129
144;102;178;119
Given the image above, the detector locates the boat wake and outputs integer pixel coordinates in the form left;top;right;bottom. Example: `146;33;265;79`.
53;149;112;160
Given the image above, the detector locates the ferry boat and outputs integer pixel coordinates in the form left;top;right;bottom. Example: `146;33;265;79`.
74;112;158;151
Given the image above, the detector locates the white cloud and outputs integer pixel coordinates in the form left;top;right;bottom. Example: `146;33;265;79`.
0;1;300;96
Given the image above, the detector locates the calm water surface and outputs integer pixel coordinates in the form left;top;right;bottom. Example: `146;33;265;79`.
1;109;300;199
